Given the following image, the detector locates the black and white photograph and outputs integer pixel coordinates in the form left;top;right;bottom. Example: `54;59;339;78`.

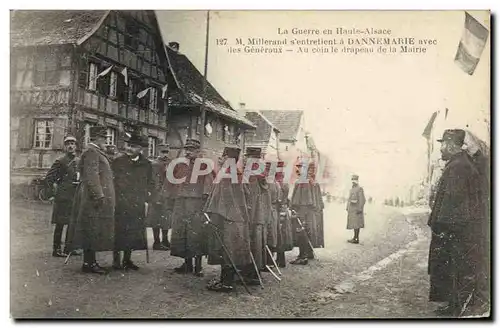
8;7;491;319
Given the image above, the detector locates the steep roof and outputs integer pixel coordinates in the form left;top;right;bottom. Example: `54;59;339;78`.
244;111;280;143
165;45;255;128
259;110;303;141
10;10;108;47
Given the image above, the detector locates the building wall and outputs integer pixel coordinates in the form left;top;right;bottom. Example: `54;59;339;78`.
167;111;246;162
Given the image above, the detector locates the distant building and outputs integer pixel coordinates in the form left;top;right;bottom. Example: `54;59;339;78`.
243;108;280;161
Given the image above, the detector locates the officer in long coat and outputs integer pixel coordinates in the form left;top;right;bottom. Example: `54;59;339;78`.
427;129;486;317
274;161;294;268
204;146;253;292
243;147;272;280
66;126;115;274
112;133;153;270
346;174;365;244
45;135;80;257
290;161;317;265
147;143;172;251
170;138;213;276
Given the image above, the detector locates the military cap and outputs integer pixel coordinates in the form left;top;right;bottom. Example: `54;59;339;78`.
89;126;110;138
351;174;359;181
184;138;201;149
63;135;77;143
127;133;149;147
245;147;262;158
437;129;466;146
223;146;241;159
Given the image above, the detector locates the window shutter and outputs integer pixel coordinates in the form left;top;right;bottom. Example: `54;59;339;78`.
52;118;67;150
18;117;33;150
116;130;125;151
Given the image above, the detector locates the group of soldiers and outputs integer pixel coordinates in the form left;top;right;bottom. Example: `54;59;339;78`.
45;125;338;292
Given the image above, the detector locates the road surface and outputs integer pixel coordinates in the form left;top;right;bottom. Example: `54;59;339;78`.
10;199;434;318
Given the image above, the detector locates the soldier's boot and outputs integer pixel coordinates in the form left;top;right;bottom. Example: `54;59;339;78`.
82;250;107;275
174;258;193;274
276;252;286;268
122;250;139;270
52;243;67;258
194;256;204;277
161;229;171;249
207;266;233;292
112;251;123;270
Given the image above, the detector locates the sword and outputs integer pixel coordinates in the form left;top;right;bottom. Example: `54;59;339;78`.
293;212;317;260
249;250;265;289
265;245;282;276
202;213;252;295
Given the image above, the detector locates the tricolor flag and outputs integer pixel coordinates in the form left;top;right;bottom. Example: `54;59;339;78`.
137;87;151;99
454;12;489;75
422;111;438;139
97;65;114;78
120;67;128;85
162;84;168;98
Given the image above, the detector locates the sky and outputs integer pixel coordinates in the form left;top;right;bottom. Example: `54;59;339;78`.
156;10;490;200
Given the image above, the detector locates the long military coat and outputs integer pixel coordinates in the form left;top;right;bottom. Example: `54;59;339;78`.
346;184;366;229
427;151;485;310
204;169;252;267
112;154;153;251
146;157;172;230
66;144;115;252
290;181;319;248
170;160;213;258
267;182;280;250
46;153;80;225
276;183;294;252
313;182;325;247
247;177;272;269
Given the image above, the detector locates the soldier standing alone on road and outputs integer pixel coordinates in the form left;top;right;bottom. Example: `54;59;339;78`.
147;143;172;251
346;174;365;244
111;132;153;270
427;129;486;317
45;135;80;257
66;126;115;274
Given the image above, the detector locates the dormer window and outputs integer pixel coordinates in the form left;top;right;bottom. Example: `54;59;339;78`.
124;19;140;50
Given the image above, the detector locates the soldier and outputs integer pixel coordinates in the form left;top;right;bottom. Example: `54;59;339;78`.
66;126;115;274
427;129;486;317
111;132;152;270
265;162;279;269
45;135;80;257
170;138;213;276
346;174;365;244
274;161;294;268
290;162;317;265
310;165;325;249
147;143;172;251
243;147;272;281
204;146;253;292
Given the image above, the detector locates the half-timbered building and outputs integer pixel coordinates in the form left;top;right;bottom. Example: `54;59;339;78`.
10;10;175;185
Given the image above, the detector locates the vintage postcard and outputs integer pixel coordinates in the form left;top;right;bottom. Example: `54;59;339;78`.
9;9;490;319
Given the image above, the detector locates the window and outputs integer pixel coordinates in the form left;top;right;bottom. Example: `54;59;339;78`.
149;87;158;111
196;116;202;134
34;120;54;149
223;124;230;142
124;19;140;50
84;122;95;146
106;127;116;146
34;51;59;86
88;63;98;91
148;136;157;158
109;71;117;98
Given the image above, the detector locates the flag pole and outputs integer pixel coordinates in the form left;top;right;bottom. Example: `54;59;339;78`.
199;10;210;149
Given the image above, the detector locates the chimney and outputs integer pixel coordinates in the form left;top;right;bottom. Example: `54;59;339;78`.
239;102;246;110
169;42;180;52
